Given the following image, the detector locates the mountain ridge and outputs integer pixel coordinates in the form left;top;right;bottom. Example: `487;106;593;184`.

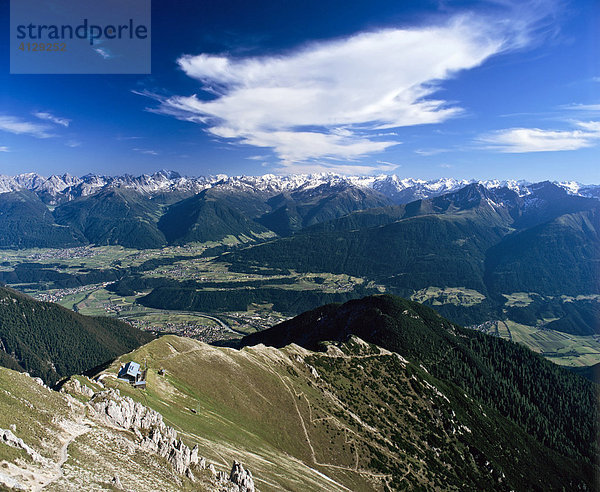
240;294;598;471
2;171;599;205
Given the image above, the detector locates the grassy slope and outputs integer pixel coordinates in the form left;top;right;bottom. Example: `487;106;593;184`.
95;334;594;491
0;367;216;491
240;295;598;477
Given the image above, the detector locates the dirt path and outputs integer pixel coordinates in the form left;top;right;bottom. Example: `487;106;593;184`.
259;356;392;488
34;417;91;491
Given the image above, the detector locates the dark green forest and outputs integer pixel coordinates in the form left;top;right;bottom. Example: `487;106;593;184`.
0;286;154;385
242;294;599;476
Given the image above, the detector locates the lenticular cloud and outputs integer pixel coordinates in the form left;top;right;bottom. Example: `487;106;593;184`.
150;15;513;168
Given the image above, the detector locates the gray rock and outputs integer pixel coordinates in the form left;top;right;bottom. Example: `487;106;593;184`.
230;461;255;492
61;378;94;398
0;428;42;462
0;470;26;490
88;389;257;489
32;377;47;388
90;390;202;477
112;473;123;488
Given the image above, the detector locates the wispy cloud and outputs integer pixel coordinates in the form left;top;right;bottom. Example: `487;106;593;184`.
271;160;401;175
561;103;600;112
414;148;450;156
140;11;541;171
0;146;10;152
479;121;600;152
133;148;159;155
66;140;82;148
33;111;71;127
117;135;144;141
376;160;402;168
0;115;54;138
94;47;114;60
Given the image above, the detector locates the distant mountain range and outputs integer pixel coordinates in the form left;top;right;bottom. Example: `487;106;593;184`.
1;171;597;334
0;171;598;250
221;181;600;322
1;170;599;205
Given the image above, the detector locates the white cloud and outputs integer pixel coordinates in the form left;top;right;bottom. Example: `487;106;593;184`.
414;148;449;156
143;14;527;169
66;140;82;148
0;115;54;138
479;121;600;152
94;47;114;60
0;146;9;152
274;160;400;175
562;103;600;112
133;148;159;155
33;111;70;127
376;160;402;168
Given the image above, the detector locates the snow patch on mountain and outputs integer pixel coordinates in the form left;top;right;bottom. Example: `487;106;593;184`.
0;170;597;204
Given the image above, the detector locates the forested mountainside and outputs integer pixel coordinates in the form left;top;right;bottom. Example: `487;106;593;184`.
0;172;598;249
241;294;599;482
223;183;600;325
0;285;154;385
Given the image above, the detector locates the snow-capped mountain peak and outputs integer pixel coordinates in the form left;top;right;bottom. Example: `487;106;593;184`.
0;170;597;204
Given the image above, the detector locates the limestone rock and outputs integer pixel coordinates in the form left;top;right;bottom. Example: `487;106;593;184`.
90;390;200;477
88;389;257;490
112;474;122;488
32;377;47;388
230;461;255;492
0;428;42;462
61;378;94;398
0;470;25;490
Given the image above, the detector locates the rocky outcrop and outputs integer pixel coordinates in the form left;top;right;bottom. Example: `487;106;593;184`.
90;389;165;431
89;389;256;489
230;461;255;492
0;470;25;490
0;428;42;462
90;390;194;472
61;378;94;398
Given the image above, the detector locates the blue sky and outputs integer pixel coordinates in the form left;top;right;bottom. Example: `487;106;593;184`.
1;0;599;182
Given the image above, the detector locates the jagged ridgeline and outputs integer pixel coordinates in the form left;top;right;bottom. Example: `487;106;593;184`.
0;294;597;490
241;294;599;488
0;286;154;385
